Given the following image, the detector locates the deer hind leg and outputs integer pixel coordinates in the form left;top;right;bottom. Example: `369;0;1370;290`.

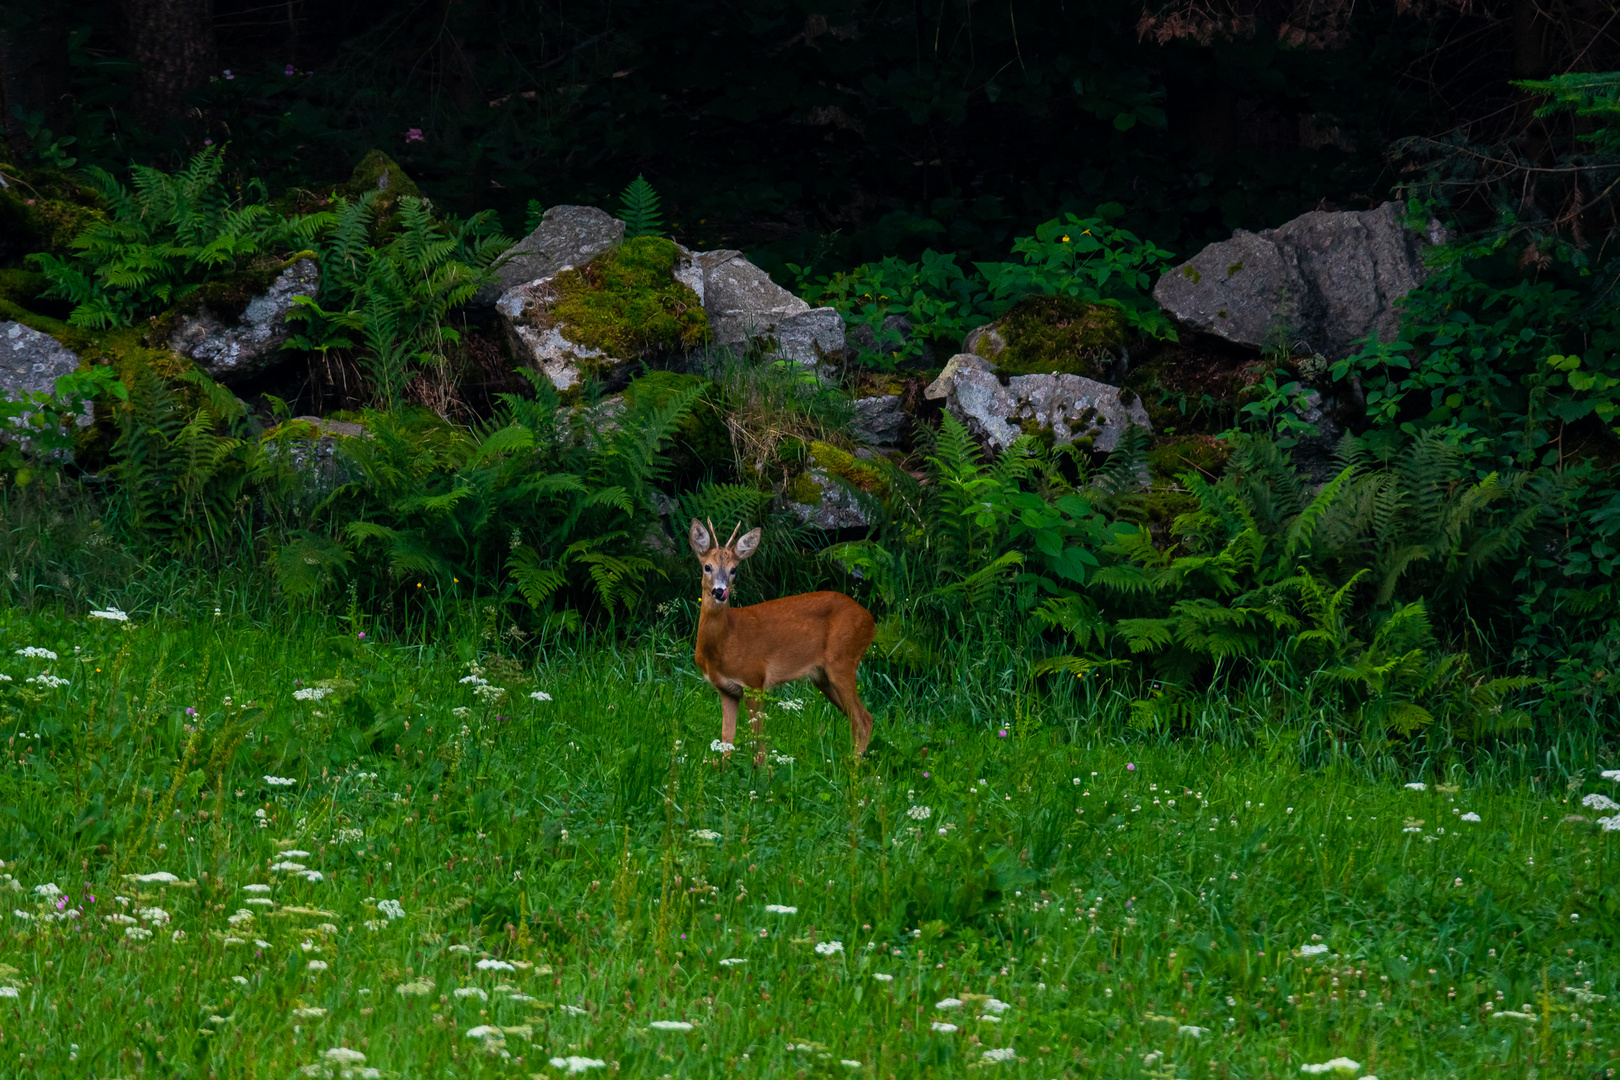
718;692;740;768
814;664;874;758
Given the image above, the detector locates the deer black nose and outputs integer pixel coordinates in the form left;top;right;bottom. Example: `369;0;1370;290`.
711;585;728;602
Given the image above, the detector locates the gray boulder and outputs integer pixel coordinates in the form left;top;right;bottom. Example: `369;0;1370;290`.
477;205;625;306
690;249;844;364
946;367;1150;454
0;321;91;429
171;258;319;382
782;468;872;530
1152;201;1445;359
849;394;905;448
923;352;997;401
495;278;632;393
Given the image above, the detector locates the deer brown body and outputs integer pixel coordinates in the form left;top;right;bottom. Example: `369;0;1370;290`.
689;519;877;762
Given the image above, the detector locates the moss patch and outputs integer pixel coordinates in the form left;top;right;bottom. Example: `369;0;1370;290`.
989;296;1126;379
338;151;423;205
808;440;888;496
1147;435;1232;484
549;237;709;360
0;163;105;257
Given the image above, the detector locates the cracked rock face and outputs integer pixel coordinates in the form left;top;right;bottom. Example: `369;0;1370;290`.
849;394;905;448
170;259;320;382
781;468;872;530
478;205;626;306
946;368;1151;454
0;320;90;428
1152;201;1446;359
689;249;843;364
494;278;631;393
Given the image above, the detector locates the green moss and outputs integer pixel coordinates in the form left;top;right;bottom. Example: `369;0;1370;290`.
0;163;104;254
549;237;710;360
787;471;824;506
1147;435;1232;484
622;371;731;481
1017;416;1058;450
338;151;423;204
990;296;1126;379
808;440;888;496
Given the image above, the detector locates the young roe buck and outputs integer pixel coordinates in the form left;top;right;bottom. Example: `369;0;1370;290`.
688;518;877;763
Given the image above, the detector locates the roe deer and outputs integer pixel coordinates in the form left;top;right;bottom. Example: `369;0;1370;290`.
688;518;877;763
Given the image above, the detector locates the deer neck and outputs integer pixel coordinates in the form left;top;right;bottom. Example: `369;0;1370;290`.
696;597;734;651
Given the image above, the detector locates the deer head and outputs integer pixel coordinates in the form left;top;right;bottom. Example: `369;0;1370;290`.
689;518;762;605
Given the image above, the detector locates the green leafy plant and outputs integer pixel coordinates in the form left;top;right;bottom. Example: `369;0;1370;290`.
0;365;127;488
618;175;664;239
795;250;989;370
29;147;289;329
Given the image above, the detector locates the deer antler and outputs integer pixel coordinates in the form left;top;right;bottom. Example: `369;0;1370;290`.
725;521;742;549
705;518;718;552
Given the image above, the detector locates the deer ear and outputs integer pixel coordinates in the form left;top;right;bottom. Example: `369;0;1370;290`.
688;518;712;557
733;527;762;560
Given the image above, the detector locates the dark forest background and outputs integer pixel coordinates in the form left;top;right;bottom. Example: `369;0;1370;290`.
4;0;1616;273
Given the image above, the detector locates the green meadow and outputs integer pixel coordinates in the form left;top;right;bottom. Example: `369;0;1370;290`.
0;605;1612;1080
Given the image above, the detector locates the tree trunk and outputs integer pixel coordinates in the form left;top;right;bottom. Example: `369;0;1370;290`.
121;0;218;126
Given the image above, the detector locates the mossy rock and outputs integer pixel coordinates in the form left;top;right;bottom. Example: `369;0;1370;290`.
0;163;104;257
977;295;1126;379
550;237;710;361
807;440;888;496
338;150;423;205
622;371;731;482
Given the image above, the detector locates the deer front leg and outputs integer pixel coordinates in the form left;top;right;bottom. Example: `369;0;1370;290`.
748;695;767;767
719;692;740;765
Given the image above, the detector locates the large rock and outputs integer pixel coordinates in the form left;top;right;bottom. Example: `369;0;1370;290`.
923;352;997;401
170;259;320;382
782;467;873;530
1152;201;1445;359
0;321;91;428
689;249;844;364
478;205;625;306
945;366;1150;453
849;394;905;448
495;278;630;393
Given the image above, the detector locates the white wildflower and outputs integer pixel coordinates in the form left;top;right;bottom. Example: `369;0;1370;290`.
690;829;722;842
1299;944;1329;956
323;1048;366;1064
764;904;797;914
89;608;129;622
709;740;735;753
297;870;324;883
981;998;1011;1014
560;1004;587;1015
14;647;56;660
378;898;405;920
530;691;553;701
26;673;68;688
1460;812;1481;822
10;911;30;921
1300;1058;1361;1074
931;1021;958;1033
0;986;17;998
873;973;894;982
719;958;746;966
840;1061;861;1069
1179;1024;1210;1037
549;1057;606;1073
906;805;933;821
105;913;137;926
137;906;169;925
814;940;844;956
1598;815;1620;831
264;775;297;786
396;979;435;996
307;960;328;972
1404;782;1426;791
1582;793;1620;811
459;675;488;685
476;958;515;971
935;997;963;1009
269;861;307;872
981;1047;1017;1062
292;687;331;701
243;883;271;893
454;987;488;1000
649;1020;694;1031
125;926;153;941
126;871;179;884
448;944;473;953
293;1006;327;1018
32;883;61;899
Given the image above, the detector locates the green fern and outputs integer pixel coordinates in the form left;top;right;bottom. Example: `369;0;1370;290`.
618;175;664;239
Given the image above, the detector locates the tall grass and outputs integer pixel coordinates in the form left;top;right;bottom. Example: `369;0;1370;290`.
0;603;1612;1077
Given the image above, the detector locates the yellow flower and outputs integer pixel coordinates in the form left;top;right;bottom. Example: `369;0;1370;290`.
1061;235;1070;242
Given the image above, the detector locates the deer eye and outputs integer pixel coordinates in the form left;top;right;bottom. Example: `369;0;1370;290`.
704;565;711;572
